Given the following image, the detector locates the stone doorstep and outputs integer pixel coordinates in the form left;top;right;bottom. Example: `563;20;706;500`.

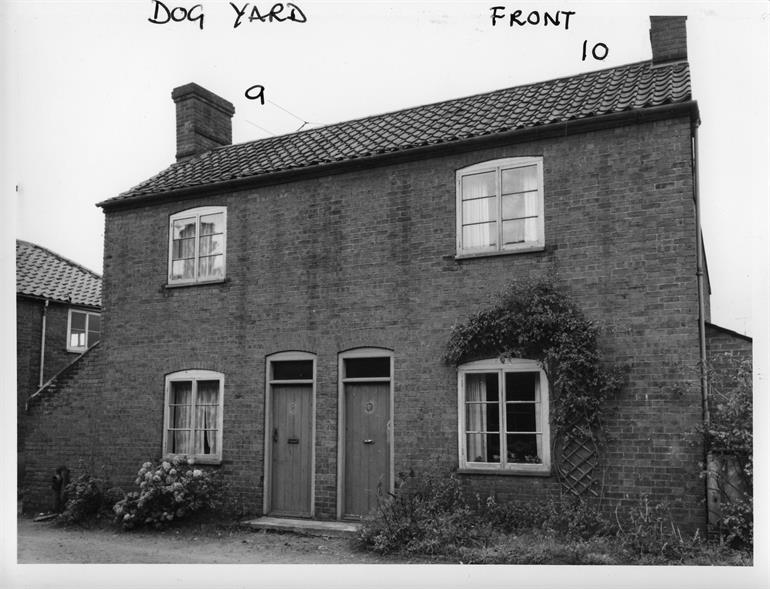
240;516;361;537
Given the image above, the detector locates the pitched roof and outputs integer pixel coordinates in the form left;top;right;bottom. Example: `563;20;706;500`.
16;240;102;307
100;59;691;207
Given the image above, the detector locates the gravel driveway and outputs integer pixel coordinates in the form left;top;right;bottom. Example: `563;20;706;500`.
16;516;420;564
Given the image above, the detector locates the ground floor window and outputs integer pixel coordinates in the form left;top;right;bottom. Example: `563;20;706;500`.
163;370;224;464
458;358;550;473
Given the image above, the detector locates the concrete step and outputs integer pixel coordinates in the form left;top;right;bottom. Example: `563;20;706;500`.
240;516;362;538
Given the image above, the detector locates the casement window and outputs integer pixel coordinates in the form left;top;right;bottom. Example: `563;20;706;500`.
163;370;224;464
168;206;226;285
66;309;101;352
456;157;544;256
458;359;550;473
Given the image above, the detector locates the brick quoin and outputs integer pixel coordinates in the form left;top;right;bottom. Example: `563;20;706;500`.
21;114;713;531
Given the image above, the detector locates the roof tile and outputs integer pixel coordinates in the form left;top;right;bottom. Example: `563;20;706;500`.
16;240;102;307
101;60;690;206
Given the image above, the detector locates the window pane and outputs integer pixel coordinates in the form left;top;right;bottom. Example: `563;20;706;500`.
466;373;499;402
199;213;224;236
70;332;85;348
344;357;390;378
199;234;223;256
169;430;193;455
502;165;538;194
173;238;195;260
503;219;528;245
169;381;193;454
502;191;538;220
505;372;537;401
466;433;500;463
87;314;101;333
71;312;86;331
462;196;496;225
502;193;526;220
172;259;195;280
273;360;313;380
506;403;537;432
465;403;499;432
462;222;497;248
461;171;496;200
171;381;193;407
198;255;224;279
506;433;541;463
173;217;196;240
195;430;218;455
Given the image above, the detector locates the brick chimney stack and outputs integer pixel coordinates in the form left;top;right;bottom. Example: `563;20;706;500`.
172;83;235;162
649;16;688;65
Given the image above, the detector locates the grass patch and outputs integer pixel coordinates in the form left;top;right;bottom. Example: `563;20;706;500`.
356;470;752;565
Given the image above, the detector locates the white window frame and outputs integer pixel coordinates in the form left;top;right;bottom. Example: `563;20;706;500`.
457;358;550;474
456;157;545;257
66;308;101;353
167;206;227;286
163;369;225;464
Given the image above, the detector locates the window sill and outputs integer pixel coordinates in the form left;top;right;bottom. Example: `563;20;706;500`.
457;466;552;477
454;245;545;261
164;278;228;289
165;454;223;466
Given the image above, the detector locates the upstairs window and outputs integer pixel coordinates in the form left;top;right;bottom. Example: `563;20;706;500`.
458;358;550;473
456;157;544;256
67;309;101;353
163;370;224;464
168;206;226;285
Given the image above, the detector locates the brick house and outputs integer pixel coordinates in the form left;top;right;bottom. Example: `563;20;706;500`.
16;240;101;478
23;16;751;529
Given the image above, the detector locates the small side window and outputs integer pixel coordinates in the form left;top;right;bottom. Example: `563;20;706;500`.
67;309;101;352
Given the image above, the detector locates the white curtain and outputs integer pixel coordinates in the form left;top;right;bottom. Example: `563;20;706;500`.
196;381;219;455
171;382;193;454
466;374;488;462
533;377;542;460
523;191;539;242
462;172;496;248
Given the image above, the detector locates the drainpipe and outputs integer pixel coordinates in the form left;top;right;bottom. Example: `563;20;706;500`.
692;128;709;426
692;120;711;532
38;299;49;388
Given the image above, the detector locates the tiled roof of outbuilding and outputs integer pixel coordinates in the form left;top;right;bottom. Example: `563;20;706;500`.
16;240;102;307
101;60;691;206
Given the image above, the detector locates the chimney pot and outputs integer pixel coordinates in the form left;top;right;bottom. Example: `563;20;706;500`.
172;83;235;162
649;16;688;65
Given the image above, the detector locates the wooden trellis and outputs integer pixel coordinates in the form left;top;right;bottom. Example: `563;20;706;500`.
554;419;602;498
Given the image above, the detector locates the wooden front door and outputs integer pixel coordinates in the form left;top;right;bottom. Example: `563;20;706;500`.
343;382;390;518
270;383;312;516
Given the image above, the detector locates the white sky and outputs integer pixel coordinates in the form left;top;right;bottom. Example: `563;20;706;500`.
4;1;767;338
1;2;769;586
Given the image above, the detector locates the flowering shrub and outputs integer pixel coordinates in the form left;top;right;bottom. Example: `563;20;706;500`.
58;473;109;525
113;457;222;529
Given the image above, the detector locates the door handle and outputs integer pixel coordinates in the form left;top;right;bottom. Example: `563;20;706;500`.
363;439;374;444
273;428;278;443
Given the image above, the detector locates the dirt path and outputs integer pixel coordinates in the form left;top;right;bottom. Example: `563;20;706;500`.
16;516;421;564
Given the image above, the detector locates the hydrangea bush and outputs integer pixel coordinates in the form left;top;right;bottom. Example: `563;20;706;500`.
113;456;222;529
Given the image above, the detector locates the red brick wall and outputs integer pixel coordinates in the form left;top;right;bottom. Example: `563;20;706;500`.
23;345;104;511
17;299;82;447
25;115;707;527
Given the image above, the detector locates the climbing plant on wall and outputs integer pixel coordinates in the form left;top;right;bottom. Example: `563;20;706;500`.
445;279;623;497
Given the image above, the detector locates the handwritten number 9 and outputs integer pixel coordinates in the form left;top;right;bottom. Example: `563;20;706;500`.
245;85;266;105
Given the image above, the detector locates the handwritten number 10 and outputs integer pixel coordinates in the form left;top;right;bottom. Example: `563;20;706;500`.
582;40;609;61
